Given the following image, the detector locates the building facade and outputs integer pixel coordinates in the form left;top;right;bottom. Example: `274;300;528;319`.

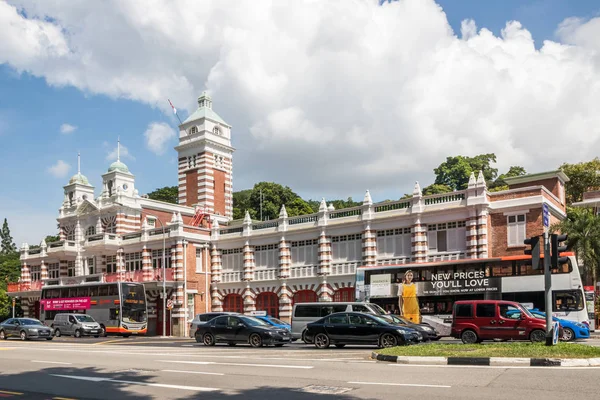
9;91;570;333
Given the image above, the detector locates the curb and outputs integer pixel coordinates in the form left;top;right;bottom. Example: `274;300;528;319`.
370;352;600;367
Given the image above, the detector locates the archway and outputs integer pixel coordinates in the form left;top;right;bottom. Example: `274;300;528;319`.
293;290;317;305
223;293;243;313
334;287;355;302
256;292;279;318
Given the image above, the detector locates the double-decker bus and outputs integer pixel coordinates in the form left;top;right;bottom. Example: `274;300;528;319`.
40;282;147;336
356;253;589;327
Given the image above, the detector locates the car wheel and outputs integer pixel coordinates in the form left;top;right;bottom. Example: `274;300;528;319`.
203;333;216;346
461;330;479;344
249;333;263;348
335;344;346;348
530;329;546;343
0;330;6;340
54;329;61;338
380;333;398;348
74;329;82;338
20;331;27;341
561;327;575;342
314;333;330;349
100;325;107;337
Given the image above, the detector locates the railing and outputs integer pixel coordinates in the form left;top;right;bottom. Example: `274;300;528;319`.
151;267;175;282
289;265;316;278
330;262;358;276
221;271;242;283
289;214;318;225
426;251;466;262
148;227;169;237
6;281;43;292
49;241;65;249
252;221;279;230
122;232;142;240
104;270;145;283
377;257;411;266
374;201;411;213
87;234;104;242
424;192;466;205
219;227;243;235
28;249;41;255
329;208;362;219
254;269;277;281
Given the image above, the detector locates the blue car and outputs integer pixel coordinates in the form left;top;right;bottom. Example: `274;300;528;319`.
528;309;590;342
254;315;292;332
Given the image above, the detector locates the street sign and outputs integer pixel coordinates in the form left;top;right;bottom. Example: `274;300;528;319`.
166;299;173;310
542;203;550;228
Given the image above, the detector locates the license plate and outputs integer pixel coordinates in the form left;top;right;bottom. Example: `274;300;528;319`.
90;330;98;333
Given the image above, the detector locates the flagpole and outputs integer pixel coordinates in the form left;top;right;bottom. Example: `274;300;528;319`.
168;99;183;125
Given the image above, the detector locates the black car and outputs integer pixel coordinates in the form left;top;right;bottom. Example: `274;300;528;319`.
377;314;441;341
195;315;292;347
0;318;53;341
304;312;417;349
190;312;241;336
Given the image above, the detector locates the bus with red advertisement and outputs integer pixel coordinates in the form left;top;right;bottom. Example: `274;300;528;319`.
40;282;147;336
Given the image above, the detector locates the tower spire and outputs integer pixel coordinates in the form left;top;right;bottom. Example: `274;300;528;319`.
77;152;81;174
117;137;121;162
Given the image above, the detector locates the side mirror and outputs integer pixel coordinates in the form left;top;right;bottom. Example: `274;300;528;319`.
520;314;526;320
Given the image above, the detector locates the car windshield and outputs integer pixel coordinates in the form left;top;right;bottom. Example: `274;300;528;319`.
20;319;43;326
75;315;95;323
121;283;147;323
268;318;287;325
241;316;270;326
393;315;411;324
370;303;387;315
518;305;535;318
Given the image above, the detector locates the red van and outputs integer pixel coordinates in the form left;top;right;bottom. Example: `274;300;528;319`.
451;300;547;344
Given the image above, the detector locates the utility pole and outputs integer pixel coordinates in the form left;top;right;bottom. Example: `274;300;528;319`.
543;229;553;345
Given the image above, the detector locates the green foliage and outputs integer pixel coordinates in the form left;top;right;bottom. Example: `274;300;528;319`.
551;207;600;285
232;189;253;220
1;218;16;255
28;235;61;250
433;154;498;191
147;186;178;204
422;184;453;195
233;182;314;221
489;165;527;192
560;158;600;205
0;251;20;320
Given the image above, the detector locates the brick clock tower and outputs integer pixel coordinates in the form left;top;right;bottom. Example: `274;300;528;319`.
175;92;234;220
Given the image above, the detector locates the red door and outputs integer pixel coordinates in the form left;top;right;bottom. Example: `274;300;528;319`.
156;300;171;336
256;292;279;318
293;290;317;305
223;294;243;313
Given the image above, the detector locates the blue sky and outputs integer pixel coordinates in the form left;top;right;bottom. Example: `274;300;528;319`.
2;0;600;246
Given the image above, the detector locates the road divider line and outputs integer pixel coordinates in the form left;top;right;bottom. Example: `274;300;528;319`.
348;381;451;388
50;375;218;392
156;360;314;369
31;360;73;365
162;369;225;376
0;390;23;395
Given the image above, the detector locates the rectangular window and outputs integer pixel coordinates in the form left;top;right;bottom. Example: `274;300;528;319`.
507;214;526;246
187;293;195;321
454;303;473;318
294;305;321;318
152;249;172;269
221;248;242;271
476;303;496;318
254;244;278;269
48;263;59;279
553;290;584;312
106;255;117;274
376;228;411;258
30;265;41;281
87;257;95;275
125;252;142;271
427;221;466;253
195;247;204;273
147;218;156;228
290;239;318;266
67;261;75;277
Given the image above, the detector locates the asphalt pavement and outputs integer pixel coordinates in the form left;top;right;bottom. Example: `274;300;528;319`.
1;337;600;399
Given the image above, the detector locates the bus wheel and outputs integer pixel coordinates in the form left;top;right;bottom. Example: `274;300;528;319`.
74;329;82;338
54;329;61;338
100;325;107;337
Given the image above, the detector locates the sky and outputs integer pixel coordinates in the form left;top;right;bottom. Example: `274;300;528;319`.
2;0;600;247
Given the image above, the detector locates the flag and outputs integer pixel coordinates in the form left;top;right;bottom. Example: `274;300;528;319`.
168;99;177;115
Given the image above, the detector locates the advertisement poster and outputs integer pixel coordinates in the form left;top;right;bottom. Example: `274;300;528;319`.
417;271;501;296
370;274;391;297
40;297;91;311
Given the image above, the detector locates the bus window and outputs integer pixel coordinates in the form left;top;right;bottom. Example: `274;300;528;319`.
60;288;69;297
99;285;109;296
294;305;320;318
108;284;119;296
89;286;97;297
109;308;119;320
553;290;584;312
68;287;78;297
77;287;89;297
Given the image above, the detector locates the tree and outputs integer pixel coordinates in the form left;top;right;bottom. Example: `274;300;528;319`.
232;182;314;221
28;235;61;250
551;207;600;285
147;186;178;204
560;158;600;205
232;189;253;220
489;165;527;192
0;218;16;255
433;154;498;191
422;184;453;195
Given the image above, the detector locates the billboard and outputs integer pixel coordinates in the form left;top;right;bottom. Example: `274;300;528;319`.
40;297;91;311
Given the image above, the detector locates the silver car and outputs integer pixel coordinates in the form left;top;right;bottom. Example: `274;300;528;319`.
52;314;102;338
0;318;53;341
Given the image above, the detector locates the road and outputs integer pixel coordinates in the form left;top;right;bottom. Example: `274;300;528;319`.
0;337;599;399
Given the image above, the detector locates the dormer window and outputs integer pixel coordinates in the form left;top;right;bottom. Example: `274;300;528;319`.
189;126;198;135
86;226;96;237
213;126;221;135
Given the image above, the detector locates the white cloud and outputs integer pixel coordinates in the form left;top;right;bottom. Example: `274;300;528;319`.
144;122;176;155
47;160;70;178
105;141;134;161
60;123;77;134
3;0;600;198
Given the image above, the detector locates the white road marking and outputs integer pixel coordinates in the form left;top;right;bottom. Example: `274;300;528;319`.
162;369;225;376
181;345;193;347
51;374;218;392
388;364;600;370
157;360;314;369
349;381;451;388
31;360;72;365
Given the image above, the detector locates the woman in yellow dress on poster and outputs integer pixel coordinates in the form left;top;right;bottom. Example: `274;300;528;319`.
398;270;420;323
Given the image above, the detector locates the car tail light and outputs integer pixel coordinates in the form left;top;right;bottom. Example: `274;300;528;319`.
582;321;590;327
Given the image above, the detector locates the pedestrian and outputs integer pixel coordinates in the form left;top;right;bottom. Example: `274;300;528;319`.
398;270;420;323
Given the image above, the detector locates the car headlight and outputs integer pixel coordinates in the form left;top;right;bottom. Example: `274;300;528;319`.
396;328;408;334
122;324;129;330
141;325;146;330
423;326;434;332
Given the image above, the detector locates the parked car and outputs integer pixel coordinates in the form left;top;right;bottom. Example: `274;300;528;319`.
304;312;419;349
451;300;547;344
291;301;387;341
190;312;241;337
506;309;589;341
253;315;291;331
195;315;292;347
0;318;53;341
377;314;441;341
52;314;102;338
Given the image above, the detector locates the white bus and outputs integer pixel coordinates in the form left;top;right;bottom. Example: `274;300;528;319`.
356;253;589;329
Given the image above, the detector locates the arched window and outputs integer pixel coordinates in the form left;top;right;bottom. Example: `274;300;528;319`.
86;226;96;237
213;126;220;135
256;292;279;318
189;126;198;135
334;287;355;302
293;290;317;305
223;294;243;313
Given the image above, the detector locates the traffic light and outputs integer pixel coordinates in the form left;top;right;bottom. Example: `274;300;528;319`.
551;234;568;269
523;236;541;270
